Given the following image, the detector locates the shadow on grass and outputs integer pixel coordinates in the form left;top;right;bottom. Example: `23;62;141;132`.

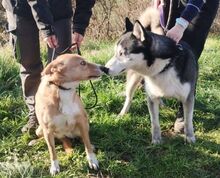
195;99;220;131
105;85;220;133
89;119;220;178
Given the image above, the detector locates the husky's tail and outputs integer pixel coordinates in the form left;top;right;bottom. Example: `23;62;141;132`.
138;7;164;35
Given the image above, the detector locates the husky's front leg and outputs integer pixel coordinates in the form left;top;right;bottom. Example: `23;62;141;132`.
147;97;161;144
119;70;142;116
183;94;196;143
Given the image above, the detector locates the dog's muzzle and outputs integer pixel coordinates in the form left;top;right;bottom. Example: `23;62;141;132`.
100;66;109;74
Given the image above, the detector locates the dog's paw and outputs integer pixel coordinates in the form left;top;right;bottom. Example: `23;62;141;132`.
28;139;38;146
152;137;162;144
118;110;127;117
152;139;162;144
87;153;99;170
117;113;125;117
152;132;162;144
50;160;60;176
185;135;196;144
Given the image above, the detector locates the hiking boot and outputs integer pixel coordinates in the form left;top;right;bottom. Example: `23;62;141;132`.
21;117;38;134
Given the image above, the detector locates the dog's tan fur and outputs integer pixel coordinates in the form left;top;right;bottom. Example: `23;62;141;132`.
34;54;100;175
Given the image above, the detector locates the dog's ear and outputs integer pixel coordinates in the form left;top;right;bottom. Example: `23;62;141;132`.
133;20;153;44
50;63;65;73
41;62;54;76
125;17;133;32
41;62;65;76
132;20;147;41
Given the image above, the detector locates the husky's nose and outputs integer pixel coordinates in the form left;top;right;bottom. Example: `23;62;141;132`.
100;66;109;74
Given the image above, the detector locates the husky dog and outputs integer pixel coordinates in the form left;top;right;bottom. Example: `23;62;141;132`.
103;19;198;144
119;7;164;116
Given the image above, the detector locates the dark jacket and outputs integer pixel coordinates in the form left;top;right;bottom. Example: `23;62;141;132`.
2;0;95;37
163;0;205;30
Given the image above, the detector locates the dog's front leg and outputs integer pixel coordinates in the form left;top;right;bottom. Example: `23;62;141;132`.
78;119;99;170
183;95;196;143
119;70;143;116
147;97;161;144
43;129;60;175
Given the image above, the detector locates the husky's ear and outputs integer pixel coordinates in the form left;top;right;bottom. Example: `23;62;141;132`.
125;17;133;32
132;20;147;41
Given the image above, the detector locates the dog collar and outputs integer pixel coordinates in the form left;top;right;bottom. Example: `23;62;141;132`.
48;81;72;91
159;61;173;74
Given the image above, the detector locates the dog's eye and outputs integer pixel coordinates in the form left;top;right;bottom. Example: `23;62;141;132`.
119;51;123;56
80;61;86;66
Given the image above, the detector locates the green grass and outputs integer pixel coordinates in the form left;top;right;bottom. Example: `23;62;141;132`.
0;37;220;178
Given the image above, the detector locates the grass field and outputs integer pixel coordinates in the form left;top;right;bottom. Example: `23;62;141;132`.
0;36;219;178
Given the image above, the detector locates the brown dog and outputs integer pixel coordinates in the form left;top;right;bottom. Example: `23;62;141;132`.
34;54;102;175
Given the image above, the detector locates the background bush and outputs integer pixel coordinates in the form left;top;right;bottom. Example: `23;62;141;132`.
87;0;220;40
0;0;220;44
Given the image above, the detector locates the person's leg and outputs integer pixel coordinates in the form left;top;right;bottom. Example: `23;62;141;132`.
183;0;219;59
174;0;219;133
11;16;43;133
47;18;72;62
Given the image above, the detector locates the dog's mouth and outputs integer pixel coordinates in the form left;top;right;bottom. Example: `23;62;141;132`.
88;75;101;79
115;68;126;75
120;68;126;73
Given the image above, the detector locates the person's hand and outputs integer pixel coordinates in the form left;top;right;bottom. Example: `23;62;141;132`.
44;35;58;48
166;24;185;43
72;32;84;49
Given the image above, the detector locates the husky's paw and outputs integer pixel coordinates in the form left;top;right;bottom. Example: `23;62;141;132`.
87;153;99;170
185;135;196;143
152;132;162;144
152;138;162;144
50;160;60;176
118;112;125;117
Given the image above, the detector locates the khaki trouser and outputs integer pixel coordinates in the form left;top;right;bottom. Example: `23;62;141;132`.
7;12;72;121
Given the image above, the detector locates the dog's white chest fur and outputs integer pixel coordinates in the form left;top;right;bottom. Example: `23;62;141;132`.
145;68;190;101
59;89;80;116
52;82;81;138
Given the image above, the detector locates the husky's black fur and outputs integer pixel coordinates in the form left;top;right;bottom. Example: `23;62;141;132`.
120;19;198;84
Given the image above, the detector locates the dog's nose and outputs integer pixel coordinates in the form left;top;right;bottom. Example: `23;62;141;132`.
100;66;109;74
